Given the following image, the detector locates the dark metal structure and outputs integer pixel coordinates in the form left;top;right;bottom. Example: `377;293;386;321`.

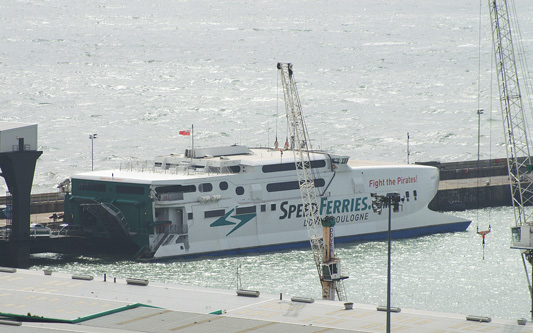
0;137;42;267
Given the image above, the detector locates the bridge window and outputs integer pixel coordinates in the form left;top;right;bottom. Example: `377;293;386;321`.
219;181;228;190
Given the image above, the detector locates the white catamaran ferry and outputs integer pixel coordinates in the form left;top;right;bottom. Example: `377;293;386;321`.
63;144;470;259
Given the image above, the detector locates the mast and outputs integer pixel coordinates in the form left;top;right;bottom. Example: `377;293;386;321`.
277;63;348;301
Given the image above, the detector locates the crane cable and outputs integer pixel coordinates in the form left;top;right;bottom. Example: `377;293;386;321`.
475;0;491;260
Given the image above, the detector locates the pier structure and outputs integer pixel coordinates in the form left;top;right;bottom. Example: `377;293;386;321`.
0;268;528;332
0;122;42;268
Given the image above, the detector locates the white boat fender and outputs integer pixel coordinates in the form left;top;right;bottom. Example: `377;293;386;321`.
466;315;491;323
236;289;260;297
291;296;314;303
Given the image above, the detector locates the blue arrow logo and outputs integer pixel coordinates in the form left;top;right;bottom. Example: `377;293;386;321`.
210;208;256;236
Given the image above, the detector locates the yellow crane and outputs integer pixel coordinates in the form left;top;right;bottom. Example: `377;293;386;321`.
277;62;348;301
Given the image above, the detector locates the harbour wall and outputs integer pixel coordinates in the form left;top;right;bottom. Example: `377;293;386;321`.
419;158;513;211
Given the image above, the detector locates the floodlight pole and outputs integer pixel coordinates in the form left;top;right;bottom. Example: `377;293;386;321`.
386;194;393;333
89;134;97;171
371;192;402;333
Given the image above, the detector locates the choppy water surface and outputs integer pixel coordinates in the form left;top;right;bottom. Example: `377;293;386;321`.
1;0;532;194
2;0;533;321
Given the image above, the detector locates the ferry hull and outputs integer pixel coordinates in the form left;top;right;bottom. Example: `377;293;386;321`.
64;147;471;260
151;207;470;260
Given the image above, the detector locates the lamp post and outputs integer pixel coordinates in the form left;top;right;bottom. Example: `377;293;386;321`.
89;134;97;171
477;109;483;163
371;192;403;333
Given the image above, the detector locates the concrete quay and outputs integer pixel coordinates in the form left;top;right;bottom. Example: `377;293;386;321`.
0;268;531;332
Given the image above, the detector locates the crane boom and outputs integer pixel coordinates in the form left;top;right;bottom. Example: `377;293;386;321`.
277;63;347;301
489;0;533;317
490;0;533;227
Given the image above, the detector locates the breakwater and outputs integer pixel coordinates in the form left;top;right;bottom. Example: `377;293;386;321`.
419;158;513;211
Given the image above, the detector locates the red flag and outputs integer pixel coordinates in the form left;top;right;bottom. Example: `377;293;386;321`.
179;130;191;136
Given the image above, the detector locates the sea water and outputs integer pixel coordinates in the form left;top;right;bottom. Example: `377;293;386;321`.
2;0;533;321
1;0;532;194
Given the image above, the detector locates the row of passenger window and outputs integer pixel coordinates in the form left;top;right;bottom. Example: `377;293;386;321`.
77;182;145;195
262;160;326;173
156;161;326;174
155;182;227;194
78;177;326;198
155;178;325;197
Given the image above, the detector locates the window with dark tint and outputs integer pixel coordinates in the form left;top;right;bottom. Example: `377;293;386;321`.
199;183;213;193
271;204;276;211
188;213;193;220
205;209;226;218
262;160;326;173
207;166;240;173
155;185;196;194
235;186;245;195
266;179;325;192
236;206;256;215
261;205;266;212
78;182;106;192
219;181;228;190
116;185;144;195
